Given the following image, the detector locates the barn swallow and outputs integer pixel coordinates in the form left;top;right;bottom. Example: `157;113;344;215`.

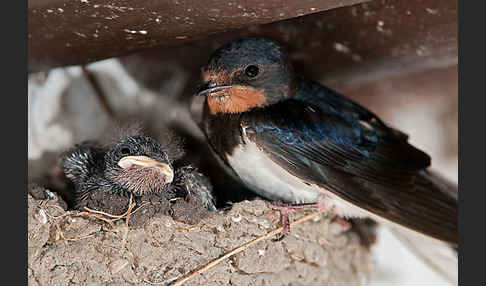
197;38;457;246
61;135;216;211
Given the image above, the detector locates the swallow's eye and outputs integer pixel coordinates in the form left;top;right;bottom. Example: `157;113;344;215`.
245;65;259;78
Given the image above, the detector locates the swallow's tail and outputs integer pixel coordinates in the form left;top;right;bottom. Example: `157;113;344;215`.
390;225;458;285
391;169;458;285
418;169;458;201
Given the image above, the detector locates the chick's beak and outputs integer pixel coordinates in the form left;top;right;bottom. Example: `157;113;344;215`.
197;80;232;96
118;156;174;184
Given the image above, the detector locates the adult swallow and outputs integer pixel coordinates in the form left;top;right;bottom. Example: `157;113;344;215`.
197;38;457;246
61;134;216;211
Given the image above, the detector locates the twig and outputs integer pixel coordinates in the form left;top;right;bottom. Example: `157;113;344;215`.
144;277;178;285
176;225;201;232
130;202;149;215
166;211;322;286
54;221;96;242
82;207;130;219
60;232;96;242
45;204;68;214
83;196;137;220
76;212;116;228
125;194;135;227
44;205;70;220
79;195;141;227
42;196;141;243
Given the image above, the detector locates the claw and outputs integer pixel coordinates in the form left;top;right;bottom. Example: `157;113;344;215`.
266;200;325;240
272;210;290;241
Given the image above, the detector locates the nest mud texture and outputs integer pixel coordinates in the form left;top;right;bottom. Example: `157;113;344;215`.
80;189;211;228
28;192;371;286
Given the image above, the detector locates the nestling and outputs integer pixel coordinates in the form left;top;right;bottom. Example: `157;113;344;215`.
61;134;216;211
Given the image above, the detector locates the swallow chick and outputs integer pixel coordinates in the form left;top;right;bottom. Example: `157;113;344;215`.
60;134;216;225
198;38;457;282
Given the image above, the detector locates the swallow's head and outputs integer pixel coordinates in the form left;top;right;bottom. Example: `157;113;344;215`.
105;135;174;195
198;38;297;114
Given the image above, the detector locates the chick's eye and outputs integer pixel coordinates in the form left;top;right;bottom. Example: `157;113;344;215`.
120;147;131;155
244;65;259;78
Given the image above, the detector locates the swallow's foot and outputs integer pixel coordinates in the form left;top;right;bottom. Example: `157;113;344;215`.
332;216;351;231
274;210;290;241
266;201;326;240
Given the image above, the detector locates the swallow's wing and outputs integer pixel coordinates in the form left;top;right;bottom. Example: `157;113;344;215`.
245;99;457;244
60;140;104;183
296;76;411;140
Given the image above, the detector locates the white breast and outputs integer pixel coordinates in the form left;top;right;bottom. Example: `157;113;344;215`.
226;139;319;204
225;136;377;219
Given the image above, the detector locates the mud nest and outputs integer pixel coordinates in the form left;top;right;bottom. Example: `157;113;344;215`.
28;188;372;286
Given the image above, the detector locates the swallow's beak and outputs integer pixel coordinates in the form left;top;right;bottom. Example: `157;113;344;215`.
118;156;174;184
197;80;232;96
